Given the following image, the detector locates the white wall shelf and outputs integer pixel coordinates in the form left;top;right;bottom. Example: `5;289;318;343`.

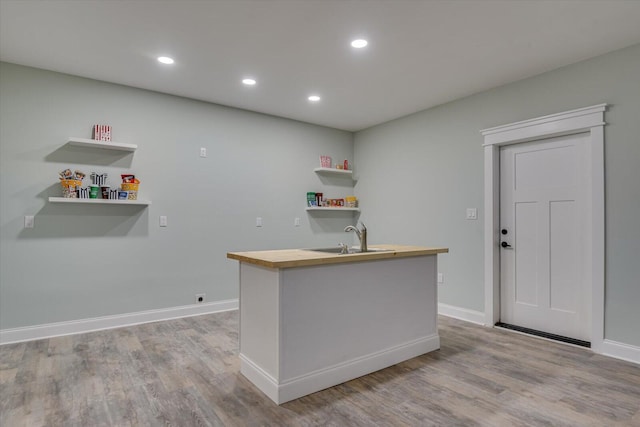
306;207;359;212
313;167;353;177
49;197;151;206
67;137;137;152
311;165;358;213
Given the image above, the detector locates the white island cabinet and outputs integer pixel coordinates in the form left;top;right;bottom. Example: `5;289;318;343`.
227;244;448;404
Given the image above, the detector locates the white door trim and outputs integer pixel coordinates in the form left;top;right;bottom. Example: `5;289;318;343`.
481;104;606;353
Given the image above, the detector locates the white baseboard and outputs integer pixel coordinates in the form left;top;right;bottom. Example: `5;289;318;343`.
438;303;485;325
437;304;640;365
0;299;239;345
240;334;440;405
601;339;640;365
239;355;281;404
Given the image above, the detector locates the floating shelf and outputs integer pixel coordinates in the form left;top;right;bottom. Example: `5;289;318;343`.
67;137;137;152
313;167;353;176
49;197;151;206
306;207;359;212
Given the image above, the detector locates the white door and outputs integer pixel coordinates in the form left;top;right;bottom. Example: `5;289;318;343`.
500;133;590;341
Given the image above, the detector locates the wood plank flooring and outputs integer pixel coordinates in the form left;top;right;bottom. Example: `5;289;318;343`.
2;312;639;426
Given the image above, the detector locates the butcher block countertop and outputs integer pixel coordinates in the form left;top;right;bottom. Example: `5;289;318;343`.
227;244;448;269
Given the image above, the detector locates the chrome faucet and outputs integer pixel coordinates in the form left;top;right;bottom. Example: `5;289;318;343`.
344;222;367;252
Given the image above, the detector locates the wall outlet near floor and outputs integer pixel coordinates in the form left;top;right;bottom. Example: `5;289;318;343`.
159;216;168;227
200;147;207;158
24;215;34;229
256;217;262;227
437;273;444;284
195;293;205;304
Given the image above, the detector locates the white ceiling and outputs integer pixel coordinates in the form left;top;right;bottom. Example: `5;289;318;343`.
2;0;640;131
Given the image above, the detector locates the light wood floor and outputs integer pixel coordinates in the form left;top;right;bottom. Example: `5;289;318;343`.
2;311;639;426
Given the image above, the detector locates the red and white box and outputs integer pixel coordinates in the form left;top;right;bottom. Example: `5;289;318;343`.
320;155;332;168
93;124;112;142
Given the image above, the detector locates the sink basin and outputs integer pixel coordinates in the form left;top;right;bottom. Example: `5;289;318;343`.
306;247;348;254
306;247;392;255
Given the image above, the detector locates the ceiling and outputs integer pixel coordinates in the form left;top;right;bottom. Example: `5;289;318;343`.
2;1;640;132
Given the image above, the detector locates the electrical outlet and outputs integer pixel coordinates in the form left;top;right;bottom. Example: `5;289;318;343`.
195;293;205;304
466;208;478;220
256;217;262;227
24;215;34;229
437;273;444;284
159;216;168;227
200;147;207;158
294;217;301;227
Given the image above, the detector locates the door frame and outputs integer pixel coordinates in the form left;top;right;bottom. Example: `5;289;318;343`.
481;104;606;353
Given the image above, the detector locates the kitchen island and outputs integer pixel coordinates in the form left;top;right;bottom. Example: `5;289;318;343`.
227;244;448;404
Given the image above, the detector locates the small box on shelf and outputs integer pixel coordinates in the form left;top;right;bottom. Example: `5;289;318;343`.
93;124;112;142
320;155;332;168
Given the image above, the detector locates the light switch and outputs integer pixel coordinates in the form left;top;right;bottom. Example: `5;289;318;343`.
256;217;262;227
437;273;444;283
466;208;478;220
24;215;34;229
159;216;168;227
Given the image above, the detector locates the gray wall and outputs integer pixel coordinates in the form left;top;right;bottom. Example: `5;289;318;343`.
2;43;639;349
0;62;355;329
354;43;640;347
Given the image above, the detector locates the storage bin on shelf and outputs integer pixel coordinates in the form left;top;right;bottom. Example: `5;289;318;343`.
121;183;139;200
60;179;82;198
345;196;358;208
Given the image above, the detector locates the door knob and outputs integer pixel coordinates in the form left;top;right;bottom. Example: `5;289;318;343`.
501;241;512;248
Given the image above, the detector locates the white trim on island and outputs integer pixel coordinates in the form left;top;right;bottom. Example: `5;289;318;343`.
241;334;440;404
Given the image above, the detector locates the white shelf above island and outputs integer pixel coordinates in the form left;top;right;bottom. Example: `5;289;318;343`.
67;137;137;152
305;207;359;212
48;197;151;206
313;167;353;177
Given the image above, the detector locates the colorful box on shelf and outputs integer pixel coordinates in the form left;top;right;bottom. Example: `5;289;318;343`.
120;175;140;200
93;124;112;142
121;183;139;200
306;192;357;208
320;155;332;168
307;192;317;207
60;179;82;198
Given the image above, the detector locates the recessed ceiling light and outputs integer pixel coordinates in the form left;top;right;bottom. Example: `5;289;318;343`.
157;56;175;65
242;78;257;86
308;95;321;102
351;39;368;49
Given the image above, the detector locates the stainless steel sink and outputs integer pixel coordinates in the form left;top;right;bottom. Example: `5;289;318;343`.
354;247;391;253
306;247;392;255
